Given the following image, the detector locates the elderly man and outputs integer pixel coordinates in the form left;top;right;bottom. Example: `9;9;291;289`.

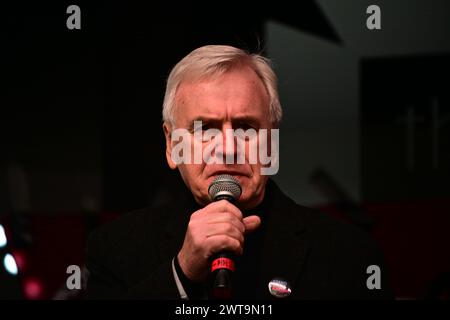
86;45;393;299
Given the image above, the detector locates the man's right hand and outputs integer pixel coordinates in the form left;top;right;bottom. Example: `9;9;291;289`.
177;200;261;282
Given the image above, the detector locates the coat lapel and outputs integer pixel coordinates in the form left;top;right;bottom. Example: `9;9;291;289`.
257;181;310;299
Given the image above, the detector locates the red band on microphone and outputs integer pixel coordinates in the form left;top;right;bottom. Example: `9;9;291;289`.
211;257;235;272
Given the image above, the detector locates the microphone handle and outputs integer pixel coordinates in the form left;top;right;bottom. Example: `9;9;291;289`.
211;194;236;299
211;252;234;299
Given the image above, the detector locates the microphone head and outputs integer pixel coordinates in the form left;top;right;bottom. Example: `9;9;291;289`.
208;174;242;202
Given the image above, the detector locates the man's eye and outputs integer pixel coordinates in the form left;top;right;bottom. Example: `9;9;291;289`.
237;123;254;130
192;124;210;132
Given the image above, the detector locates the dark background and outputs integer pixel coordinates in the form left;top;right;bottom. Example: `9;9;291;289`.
1;0;449;299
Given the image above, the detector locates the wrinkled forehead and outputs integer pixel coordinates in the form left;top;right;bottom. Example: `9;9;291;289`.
173;67;271;126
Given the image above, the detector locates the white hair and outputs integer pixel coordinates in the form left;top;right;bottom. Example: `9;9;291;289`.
162;45;282;127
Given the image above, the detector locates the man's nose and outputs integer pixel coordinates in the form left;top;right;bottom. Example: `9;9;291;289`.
215;123;238;163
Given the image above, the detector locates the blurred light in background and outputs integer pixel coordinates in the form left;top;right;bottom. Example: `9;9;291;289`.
11;249;26;272
3;253;18;275
24;277;43;300
0;225;7;248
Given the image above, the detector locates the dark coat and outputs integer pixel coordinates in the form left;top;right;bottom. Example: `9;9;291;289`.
86;179;393;299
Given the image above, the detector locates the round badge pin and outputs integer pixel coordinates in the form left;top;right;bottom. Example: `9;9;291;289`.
268;278;292;298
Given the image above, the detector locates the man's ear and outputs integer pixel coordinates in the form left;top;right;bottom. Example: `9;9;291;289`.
163;122;177;170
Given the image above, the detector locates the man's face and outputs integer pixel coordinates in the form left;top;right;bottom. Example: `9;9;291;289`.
164;65;273;210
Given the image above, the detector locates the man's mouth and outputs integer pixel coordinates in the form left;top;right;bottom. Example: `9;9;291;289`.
209;170;250;178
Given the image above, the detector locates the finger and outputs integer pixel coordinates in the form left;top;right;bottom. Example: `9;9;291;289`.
208;200;243;220
243;215;261;234
207;215;246;233
205;223;244;244
207;235;243;256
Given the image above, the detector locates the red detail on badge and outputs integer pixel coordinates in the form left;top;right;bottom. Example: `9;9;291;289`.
211;257;235;272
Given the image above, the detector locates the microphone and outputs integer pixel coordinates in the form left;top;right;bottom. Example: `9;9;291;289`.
208;174;242;299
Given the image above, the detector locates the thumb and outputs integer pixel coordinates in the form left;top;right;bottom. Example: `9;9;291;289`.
243;215;261;234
